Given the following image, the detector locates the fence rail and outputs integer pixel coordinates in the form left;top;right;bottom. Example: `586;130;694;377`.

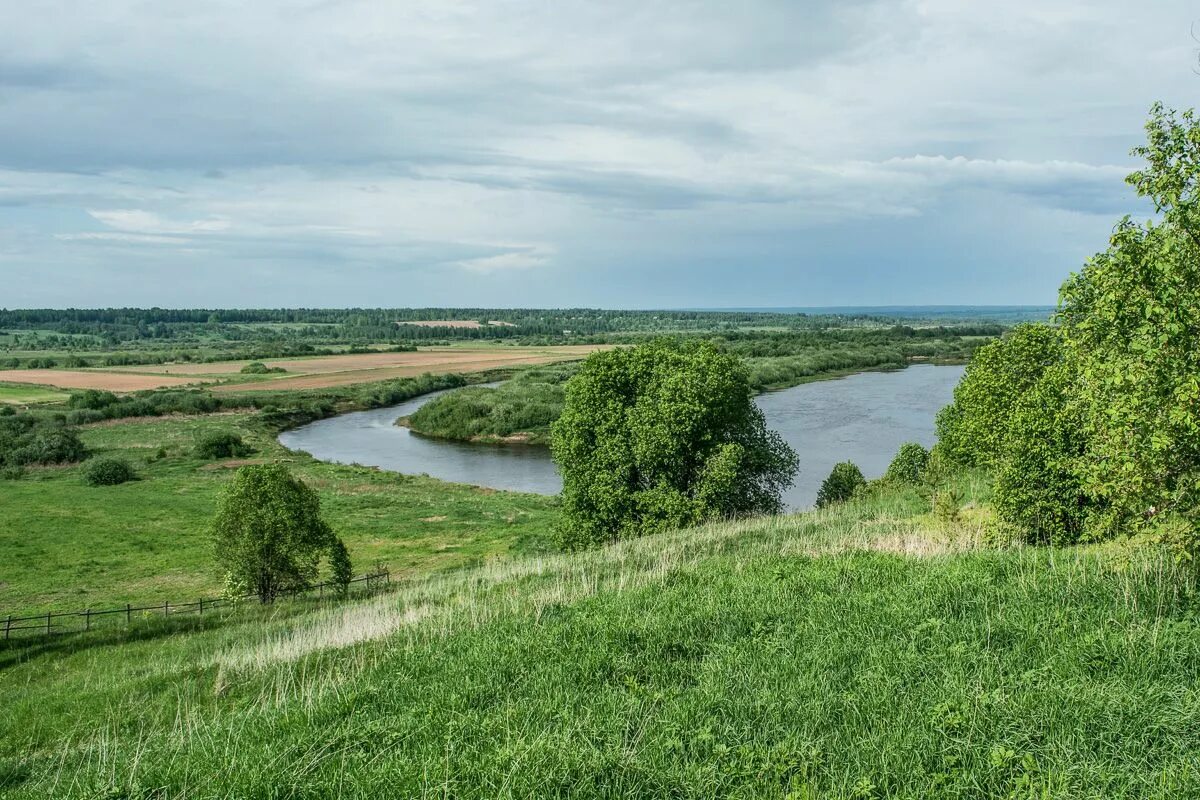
2;570;390;640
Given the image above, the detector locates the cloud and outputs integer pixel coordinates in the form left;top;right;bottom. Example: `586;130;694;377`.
0;0;1194;307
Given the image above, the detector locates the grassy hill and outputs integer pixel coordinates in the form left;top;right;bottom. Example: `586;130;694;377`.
4;476;1199;798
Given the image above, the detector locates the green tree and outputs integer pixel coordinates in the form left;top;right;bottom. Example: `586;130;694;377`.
884;443;929;485
329;537;353;595
816;462;866;508
83;457;137;486
1058;104;1200;536
550;340;798;549
992;364;1090;543
936;323;1060;467
212;464;335;602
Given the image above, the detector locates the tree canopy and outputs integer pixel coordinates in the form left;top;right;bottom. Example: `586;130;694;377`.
212;464;337;602
551;340;798;549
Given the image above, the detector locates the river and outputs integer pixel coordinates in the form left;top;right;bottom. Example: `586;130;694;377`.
279;364;964;510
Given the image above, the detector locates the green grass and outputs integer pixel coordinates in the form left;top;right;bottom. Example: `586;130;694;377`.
0;413;558;613
0;383;69;406
2;482;1199;797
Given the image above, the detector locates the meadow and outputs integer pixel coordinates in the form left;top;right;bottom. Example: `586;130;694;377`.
0;411;558;613
3;477;1198;798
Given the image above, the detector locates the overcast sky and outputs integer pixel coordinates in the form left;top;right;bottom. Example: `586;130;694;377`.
0;1;1196;309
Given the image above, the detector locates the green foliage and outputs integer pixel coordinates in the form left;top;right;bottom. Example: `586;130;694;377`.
884;442;929;484
211;464;335;602
992;364;1089;543
816;462;866;508
932;487;964;524
1057;104;1200;539
405;365;574;444
329;537;353;595
194;430;252;460
240;361;287;374
0;415;87;468
82;457;137;487
936;323;1060;468
551;340;798;548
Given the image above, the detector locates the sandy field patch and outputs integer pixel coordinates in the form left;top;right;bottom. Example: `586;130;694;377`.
214;349;604;392
0;370;205;391
111;346;600;377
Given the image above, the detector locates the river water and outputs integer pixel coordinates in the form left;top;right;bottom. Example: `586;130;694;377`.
279;364;964;510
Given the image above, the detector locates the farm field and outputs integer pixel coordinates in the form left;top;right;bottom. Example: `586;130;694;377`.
0;345;608;394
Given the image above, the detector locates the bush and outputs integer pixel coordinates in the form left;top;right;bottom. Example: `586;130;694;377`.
83;457;138;486
0;416;87;467
240;362;286;375
0;465;25;480
816;462;866;508
884;443;929;485
194;431;252;459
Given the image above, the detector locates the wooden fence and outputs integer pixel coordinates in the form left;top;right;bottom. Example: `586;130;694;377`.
2;570;390;640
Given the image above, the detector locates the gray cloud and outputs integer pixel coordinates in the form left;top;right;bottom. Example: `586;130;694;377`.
0;0;1196;307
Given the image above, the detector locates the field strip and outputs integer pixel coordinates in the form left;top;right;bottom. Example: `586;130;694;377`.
0;369;209;391
214;353;596;391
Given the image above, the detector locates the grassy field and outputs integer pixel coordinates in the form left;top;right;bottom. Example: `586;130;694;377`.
0;383;68;406
3;479;1199;798
0;413;558;613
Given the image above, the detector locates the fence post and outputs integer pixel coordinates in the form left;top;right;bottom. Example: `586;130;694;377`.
4;615;10;640
126;603;131;624
85;608;91;632
164;600;169;618
45;611;51;636
199;598;204;615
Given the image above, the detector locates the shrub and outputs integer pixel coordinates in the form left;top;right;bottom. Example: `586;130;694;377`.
194;431;252;459
240;362;286;375
83;457;138;486
0;416;87;467
933;487;964;524
0;465;25;480
884;443;929;485
816;462;866;508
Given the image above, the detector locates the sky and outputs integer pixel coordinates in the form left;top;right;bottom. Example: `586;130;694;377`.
0;1;1197;309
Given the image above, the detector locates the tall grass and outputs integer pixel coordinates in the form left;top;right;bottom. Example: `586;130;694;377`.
4;478;1199;798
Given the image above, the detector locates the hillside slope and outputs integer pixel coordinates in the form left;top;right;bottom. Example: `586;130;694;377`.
3;478;1199;798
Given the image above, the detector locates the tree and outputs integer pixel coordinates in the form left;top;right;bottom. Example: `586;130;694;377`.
816;462;866;508
884;443;929;485
992;364;1090;543
212;464;335;602
1058;104;1200;536
329;537;353;595
935;323;1060;467
550;339;798;549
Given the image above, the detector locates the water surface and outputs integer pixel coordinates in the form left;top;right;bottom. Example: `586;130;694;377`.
280;364;963;509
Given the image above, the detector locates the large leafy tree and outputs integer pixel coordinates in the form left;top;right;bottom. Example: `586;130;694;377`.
935;323;1061;468
1058;104;1200;535
212;464;337;602
551;340;798;549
